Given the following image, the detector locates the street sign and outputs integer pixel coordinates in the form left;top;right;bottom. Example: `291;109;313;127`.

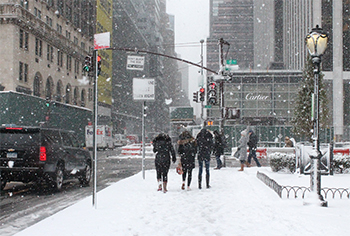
169;107;193;121
226;59;237;65
127;55;145;71
133;78;155;100
94;32;110;49
205;105;212;108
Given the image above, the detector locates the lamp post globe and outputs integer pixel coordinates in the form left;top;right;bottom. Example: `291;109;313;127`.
305;25;328;207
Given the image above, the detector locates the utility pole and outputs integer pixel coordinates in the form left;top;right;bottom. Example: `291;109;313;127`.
218;38;230;133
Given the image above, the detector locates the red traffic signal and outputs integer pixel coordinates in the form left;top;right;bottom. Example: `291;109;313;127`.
199;87;205;101
207;82;217;105
97;55;102;75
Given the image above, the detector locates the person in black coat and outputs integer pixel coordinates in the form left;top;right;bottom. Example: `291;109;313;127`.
177;130;197;190
247;130;261;167
153;133;176;193
213;130;225;170
196;128;213;189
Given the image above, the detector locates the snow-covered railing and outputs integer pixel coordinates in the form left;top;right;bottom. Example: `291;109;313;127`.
257;171;350;199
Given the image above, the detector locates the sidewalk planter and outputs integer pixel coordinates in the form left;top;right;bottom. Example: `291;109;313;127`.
332;154;350;173
269;152;296;173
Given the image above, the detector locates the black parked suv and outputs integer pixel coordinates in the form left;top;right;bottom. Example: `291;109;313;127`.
0;126;92;191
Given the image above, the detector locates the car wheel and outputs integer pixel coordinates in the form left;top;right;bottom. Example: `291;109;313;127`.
79;163;91;186
51;164;64;191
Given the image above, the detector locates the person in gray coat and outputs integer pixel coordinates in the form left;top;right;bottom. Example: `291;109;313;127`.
237;129;249;171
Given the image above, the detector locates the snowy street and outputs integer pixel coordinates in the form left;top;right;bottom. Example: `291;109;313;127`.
14;165;350;236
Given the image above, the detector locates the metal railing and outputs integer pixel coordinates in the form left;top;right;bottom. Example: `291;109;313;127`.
257;171;350;199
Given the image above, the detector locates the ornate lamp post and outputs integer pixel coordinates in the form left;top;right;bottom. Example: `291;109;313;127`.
305;25;328;207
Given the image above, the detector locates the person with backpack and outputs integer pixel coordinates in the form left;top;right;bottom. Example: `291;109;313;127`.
153;133;176;193
247;130;261;167
177;130;197;190
213;130;225;170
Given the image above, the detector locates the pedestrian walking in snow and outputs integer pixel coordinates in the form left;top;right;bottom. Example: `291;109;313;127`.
237;129;250;171
247;130;261;167
213;130;225;169
153;133;176;193
196;128;213;189
177;130;197;190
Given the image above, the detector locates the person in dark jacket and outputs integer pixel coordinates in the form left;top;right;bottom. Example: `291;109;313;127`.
152;133;176;193
196;128;213;189
247;130;261;167
213;130;225;170
177;130;197;190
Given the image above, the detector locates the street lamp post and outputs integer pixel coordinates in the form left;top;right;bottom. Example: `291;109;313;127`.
305;25;328;207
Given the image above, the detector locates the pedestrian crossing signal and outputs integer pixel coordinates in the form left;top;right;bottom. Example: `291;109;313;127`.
207;120;213;126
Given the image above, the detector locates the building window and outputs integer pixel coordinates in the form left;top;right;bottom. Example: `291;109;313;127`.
81;42;85;50
20;0;29;9
19;62;28;82
57;50;63;67
47;44;53;62
66;30;71;40
19;29;29;50
34;7;41;19
24;63;28;82
56;24;62;34
74;37;78;45
74;59;80;74
46;16;52;27
35;38;42;57
66;55;72;71
88;88;93;101
19;62;23;81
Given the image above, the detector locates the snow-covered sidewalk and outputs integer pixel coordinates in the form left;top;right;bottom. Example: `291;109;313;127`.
15;167;350;236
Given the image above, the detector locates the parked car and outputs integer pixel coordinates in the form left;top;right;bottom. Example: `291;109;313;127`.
0;126;92;191
114;134;128;147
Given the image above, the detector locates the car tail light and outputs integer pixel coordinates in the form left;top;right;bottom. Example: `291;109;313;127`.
5;127;23;130
40;146;47;161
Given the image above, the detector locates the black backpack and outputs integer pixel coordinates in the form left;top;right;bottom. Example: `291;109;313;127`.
248;132;258;148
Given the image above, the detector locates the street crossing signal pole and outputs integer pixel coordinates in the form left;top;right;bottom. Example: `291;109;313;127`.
92;50;99;209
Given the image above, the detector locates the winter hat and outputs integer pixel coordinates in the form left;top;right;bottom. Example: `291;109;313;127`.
241;130;247;136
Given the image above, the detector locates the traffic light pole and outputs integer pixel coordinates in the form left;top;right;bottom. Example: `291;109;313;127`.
92;50;99;208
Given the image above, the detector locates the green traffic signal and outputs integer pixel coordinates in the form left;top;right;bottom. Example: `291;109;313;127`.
83;65;90;72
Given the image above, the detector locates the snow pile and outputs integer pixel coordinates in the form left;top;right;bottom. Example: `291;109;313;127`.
15;167;350;236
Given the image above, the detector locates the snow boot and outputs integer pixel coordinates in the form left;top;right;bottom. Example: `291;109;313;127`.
206;175;211;189
198;176;202;189
181;182;185;190
163;181;167;193
157;180;162;191
245;161;252;167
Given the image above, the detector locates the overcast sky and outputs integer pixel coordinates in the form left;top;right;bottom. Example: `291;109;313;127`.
166;0;210;116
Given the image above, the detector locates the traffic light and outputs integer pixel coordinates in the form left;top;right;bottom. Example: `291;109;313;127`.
45;98;50;107
199;87;205;102
193;91;198;103
97;55;102;75
83;56;91;72
207;82;217;105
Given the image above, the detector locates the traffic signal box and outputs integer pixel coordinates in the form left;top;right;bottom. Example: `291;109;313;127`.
199;87;205;101
207;82;217;105
97;55;102;75
193;91;198;103
83;56;91;72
